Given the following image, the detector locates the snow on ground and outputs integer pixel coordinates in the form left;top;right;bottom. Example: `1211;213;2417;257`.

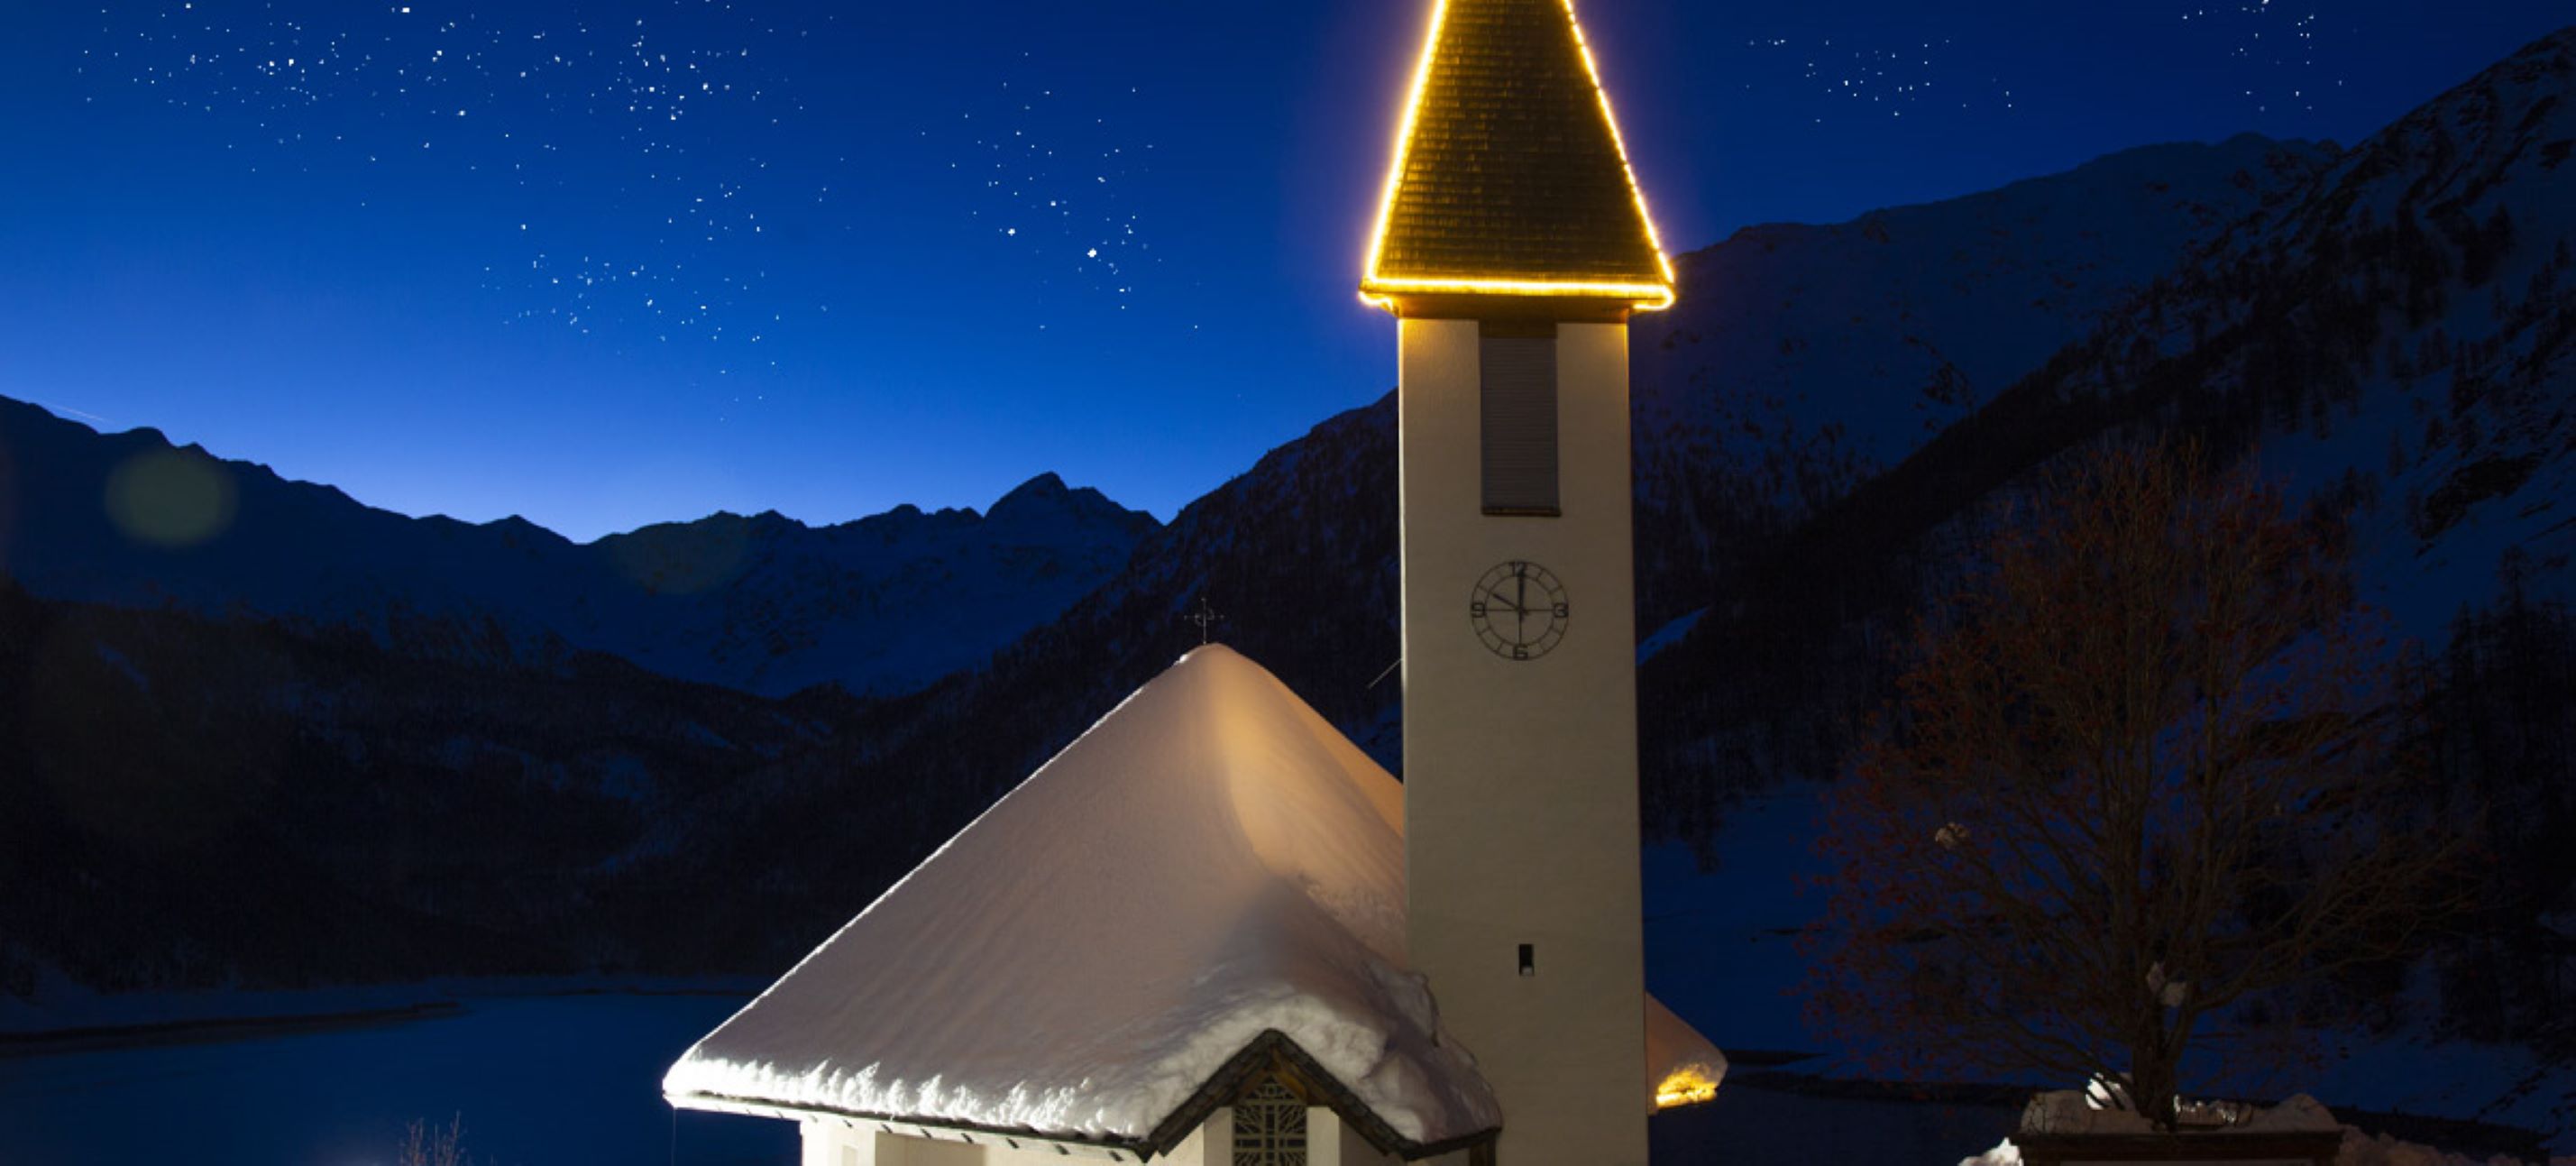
1637;607;1708;664
2307;1033;2576;1155
1649;782;2574;1156
1957;1103;2576;1166
1645;786;1836;1055
1657;1075;2017;1165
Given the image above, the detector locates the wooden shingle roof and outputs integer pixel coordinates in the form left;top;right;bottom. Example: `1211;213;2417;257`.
1361;0;1674;311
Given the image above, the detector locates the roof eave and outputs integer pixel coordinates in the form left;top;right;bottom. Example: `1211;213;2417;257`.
666;1089;1159;1161
1360;280;1673;322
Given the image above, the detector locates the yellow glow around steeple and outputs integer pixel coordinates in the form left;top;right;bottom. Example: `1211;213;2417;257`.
1560;0;1677;289
1359;0;1676;313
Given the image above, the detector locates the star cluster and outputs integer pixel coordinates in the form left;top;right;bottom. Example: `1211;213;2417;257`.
944;62;1160;321
1744;35;2012;120
76;1;1169;363
2180;2;2333;115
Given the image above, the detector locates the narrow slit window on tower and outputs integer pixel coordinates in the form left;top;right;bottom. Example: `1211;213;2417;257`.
1480;320;1559;516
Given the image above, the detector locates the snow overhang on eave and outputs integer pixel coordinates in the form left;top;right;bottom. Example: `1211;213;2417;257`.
667;1029;1502;1164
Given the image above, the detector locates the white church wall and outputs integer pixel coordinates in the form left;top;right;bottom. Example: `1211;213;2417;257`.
798;1118;1164;1165
799;1120;855;1166
792;1103;1393;1165
1173;1110;1222;1164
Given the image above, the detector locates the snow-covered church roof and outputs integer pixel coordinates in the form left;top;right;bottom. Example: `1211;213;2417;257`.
665;645;1723;1159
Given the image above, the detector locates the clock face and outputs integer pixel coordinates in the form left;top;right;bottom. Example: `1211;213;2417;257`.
1468;560;1569;661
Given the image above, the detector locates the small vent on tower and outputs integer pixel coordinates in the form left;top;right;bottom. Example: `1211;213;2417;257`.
1480;320;1559;516
1517;942;1536;978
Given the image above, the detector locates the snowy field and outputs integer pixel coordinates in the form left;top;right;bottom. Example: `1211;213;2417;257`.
1645;788;2576;1159
1659;1079;2016;1163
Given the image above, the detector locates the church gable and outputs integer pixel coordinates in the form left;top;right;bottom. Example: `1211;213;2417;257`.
1141;1030;1498;1163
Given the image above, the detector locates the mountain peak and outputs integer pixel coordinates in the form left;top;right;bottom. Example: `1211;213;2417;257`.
985;472;1154;535
993;472;1069;508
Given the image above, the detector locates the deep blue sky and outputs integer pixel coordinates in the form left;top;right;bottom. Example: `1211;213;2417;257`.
0;2;2563;541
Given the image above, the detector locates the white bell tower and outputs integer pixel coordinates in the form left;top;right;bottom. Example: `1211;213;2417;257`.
1360;1;1677;1162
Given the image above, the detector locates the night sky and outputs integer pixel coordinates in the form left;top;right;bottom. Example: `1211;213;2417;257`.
0;2;2563;541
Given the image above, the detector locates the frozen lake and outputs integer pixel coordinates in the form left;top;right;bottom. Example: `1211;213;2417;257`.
0;991;2016;1166
0;994;795;1166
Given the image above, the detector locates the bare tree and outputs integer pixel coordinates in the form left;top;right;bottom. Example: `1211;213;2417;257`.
1804;440;2461;1129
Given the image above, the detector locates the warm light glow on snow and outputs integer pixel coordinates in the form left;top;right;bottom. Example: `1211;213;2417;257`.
1653;1066;1720;1110
1644;995;1728;1114
1359;0;1677;313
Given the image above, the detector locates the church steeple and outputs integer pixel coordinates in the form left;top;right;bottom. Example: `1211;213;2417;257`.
1370;1;1669;1161
1361;0;1675;311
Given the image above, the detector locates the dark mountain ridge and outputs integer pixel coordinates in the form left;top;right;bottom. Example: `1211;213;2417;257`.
0;396;1157;698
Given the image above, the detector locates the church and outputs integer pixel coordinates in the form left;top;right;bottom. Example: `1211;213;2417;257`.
662;0;1715;1161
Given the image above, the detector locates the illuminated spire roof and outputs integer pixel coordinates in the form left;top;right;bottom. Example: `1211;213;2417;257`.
1361;0;1675;310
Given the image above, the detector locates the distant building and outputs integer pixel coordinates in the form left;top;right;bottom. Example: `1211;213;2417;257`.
663;1;1709;1162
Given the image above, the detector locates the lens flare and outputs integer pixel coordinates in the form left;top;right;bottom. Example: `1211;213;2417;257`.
105;448;237;548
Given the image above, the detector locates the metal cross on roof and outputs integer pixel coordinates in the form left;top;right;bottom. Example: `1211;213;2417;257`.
1189;594;1222;646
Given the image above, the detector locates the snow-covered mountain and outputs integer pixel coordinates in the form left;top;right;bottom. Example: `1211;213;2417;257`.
1629;133;2333;624
1647;23;2576;796
2141;29;2576;635
0;396;1157;695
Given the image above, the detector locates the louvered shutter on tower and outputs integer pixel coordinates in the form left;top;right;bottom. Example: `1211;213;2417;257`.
1481;322;1560;516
